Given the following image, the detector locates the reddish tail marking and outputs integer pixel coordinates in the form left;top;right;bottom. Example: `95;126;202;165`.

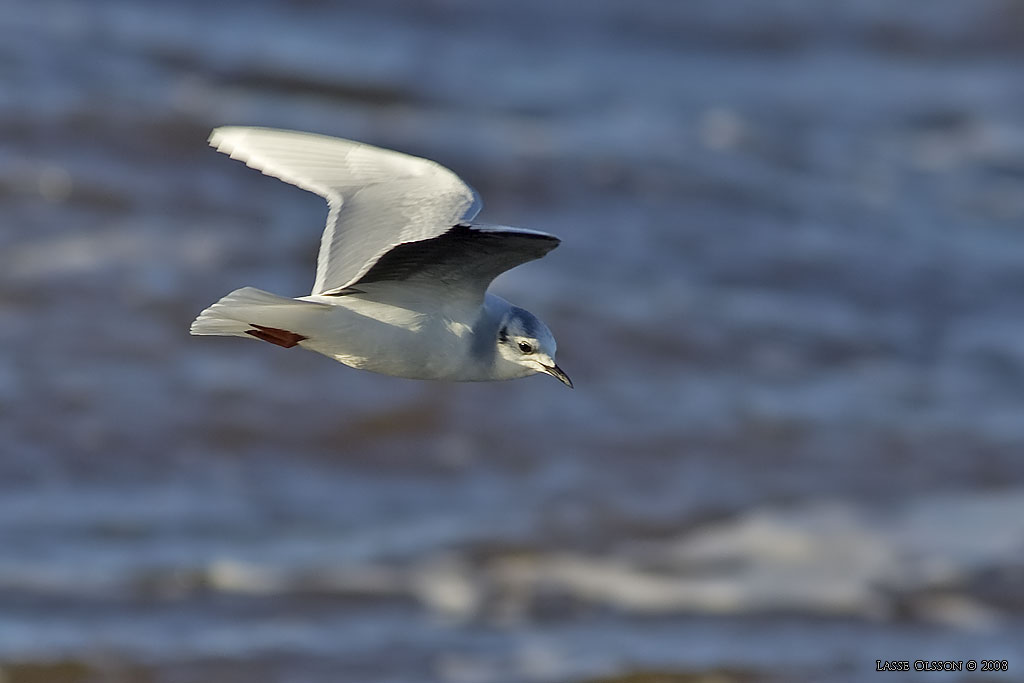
244;324;307;348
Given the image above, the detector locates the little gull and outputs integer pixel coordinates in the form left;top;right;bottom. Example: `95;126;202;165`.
190;127;572;388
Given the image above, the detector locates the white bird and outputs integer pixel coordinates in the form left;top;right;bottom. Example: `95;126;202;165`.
190;127;572;388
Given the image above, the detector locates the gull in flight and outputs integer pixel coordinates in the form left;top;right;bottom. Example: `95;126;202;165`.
190;127;572;388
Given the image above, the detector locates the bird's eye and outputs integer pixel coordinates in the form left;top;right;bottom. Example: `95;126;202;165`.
518;341;534;354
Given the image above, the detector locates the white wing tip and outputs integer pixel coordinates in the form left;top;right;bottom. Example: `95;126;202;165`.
208;126;256;154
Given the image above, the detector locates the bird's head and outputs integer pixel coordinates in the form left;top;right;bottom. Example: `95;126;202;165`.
495;306;572;388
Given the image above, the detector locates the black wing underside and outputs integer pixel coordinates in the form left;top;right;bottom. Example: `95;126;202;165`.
326;224;560;294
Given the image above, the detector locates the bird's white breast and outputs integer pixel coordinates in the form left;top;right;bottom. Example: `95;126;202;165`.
299;292;483;380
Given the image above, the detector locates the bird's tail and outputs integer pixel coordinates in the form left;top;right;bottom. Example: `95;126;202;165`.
190;287;330;347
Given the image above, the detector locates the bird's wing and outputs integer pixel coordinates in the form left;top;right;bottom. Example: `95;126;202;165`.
335;223;560;302
209;127;482;294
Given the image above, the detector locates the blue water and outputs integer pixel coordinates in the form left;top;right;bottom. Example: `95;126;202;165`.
3;0;1024;680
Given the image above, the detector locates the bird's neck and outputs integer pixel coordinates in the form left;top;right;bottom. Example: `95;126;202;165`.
466;295;535;381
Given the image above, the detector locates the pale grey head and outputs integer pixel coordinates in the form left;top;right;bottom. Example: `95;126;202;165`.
493;306;572;388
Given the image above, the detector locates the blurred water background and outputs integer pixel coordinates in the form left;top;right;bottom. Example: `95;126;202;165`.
3;0;1024;681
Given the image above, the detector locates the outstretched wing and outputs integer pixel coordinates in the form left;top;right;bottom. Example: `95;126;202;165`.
334;223;560;300
209;127;482;295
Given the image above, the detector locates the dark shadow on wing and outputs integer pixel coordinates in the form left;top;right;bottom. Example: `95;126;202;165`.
334;224;560;293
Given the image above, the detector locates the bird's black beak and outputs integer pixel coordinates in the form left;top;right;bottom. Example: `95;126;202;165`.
543;364;573;389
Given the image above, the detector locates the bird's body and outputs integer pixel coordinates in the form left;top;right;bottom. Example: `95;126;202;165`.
191;127;571;387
